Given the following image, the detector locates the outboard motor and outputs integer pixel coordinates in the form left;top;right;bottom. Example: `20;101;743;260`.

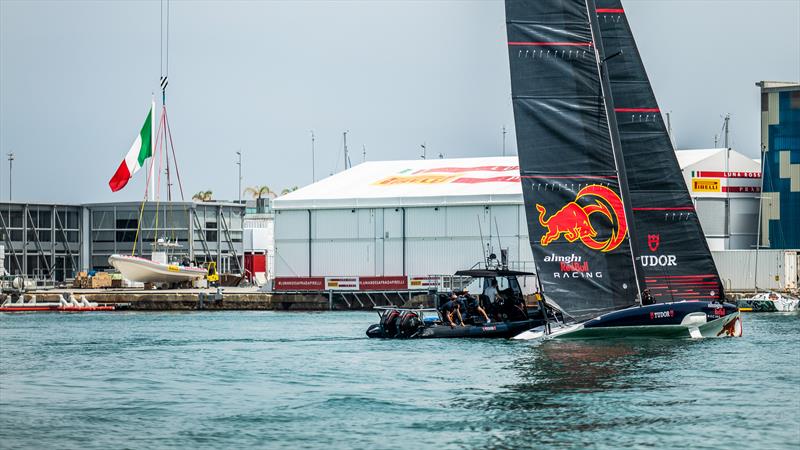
378;308;402;338
397;310;422;338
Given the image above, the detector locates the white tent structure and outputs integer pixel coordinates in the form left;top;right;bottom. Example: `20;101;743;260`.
272;151;761;280
272;157;530;279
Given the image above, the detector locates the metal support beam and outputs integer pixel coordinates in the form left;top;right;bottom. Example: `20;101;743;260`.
0;208;21;274
339;293;351;309
219;209;243;274
25;206;52;279
190;208;213;262
352;292;365;308
54;206;77;276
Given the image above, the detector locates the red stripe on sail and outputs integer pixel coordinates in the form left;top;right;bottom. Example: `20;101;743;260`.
108;160;132;192
646;274;718;279
596;8;624;13
615;108;660;113
633;207;695;211
521;175;618;180
508;42;593;47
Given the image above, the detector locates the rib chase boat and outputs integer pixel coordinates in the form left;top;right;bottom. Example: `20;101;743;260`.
366;269;549;339
504;0;741;339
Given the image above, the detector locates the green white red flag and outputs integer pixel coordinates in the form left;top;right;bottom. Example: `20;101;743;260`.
109;107;153;192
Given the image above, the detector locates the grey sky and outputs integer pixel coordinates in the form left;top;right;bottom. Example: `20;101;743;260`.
1;0;798;204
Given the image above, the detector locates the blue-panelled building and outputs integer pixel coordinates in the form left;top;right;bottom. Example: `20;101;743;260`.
758;81;800;249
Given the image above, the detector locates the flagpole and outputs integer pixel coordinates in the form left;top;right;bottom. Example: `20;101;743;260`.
149;95;156;201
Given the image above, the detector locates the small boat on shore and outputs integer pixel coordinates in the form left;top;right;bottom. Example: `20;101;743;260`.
108;254;207;284
0;294;115;312
109;239;207;284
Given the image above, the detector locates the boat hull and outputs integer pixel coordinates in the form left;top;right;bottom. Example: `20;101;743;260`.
736;294;799;312
514;301;742;340
108;254;206;283
367;319;540;339
0;305;115;312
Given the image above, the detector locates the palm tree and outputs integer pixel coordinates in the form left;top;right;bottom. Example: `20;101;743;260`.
192;190;213;202
244;185;276;200
280;186;299;196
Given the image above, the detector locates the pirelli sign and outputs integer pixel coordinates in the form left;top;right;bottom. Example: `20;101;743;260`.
692;178;721;193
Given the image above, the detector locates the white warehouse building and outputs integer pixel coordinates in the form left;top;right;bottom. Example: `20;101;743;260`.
272;157;531;279
272;151;761;280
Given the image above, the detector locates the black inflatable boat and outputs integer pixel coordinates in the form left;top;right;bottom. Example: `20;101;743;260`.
366;269;547;339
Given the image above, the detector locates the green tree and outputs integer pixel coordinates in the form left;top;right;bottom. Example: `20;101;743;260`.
244;185;276;200
192;190;213;202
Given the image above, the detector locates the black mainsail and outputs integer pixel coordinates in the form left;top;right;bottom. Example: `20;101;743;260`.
506;0;724;323
506;0;639;321
594;1;724;303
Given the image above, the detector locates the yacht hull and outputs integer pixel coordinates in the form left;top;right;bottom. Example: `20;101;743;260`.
108;254;207;283
513;301;742;340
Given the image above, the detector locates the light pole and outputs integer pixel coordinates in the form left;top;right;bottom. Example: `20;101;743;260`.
502;126;506;156
310;130;316;182
7;152;14;202
236;150;242;203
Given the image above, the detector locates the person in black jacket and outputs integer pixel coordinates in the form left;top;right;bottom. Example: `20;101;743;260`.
440;293;464;328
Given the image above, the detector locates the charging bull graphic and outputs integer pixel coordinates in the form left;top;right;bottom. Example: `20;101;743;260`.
535;184;628;252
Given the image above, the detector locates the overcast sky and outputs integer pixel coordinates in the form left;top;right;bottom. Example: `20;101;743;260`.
1;0;798;204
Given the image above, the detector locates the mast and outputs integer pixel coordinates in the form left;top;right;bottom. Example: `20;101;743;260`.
343;131;349;170
149;96;156;202
754;144;766;292
586;0;646;300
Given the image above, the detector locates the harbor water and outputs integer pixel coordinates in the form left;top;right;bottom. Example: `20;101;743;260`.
1;311;798;449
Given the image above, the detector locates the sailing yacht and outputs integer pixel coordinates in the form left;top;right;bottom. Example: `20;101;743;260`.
505;0;742;339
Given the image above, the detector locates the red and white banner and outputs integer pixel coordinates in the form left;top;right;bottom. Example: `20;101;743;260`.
274;277;325;291
359;276;408;291
274;275;441;291
325;277;359;290
408;276;440;290
694;171;760;179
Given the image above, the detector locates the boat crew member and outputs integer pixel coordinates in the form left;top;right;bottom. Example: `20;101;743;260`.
440;293;465;328
484;279;499;304
461;291;491;324
641;288;655;305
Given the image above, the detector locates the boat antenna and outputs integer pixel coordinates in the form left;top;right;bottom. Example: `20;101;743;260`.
477;216;488;269
494;217;505;269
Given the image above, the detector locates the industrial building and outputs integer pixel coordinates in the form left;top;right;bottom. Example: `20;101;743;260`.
676;148;761;250
1;201;245;282
272;152;764;285
758;81;800;249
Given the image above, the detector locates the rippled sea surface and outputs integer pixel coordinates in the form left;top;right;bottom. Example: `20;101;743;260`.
1;311;798;449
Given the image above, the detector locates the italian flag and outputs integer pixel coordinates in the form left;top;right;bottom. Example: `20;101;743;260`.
108;107;153;192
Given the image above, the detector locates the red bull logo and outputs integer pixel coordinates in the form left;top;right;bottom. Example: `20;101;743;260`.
535;184;628;253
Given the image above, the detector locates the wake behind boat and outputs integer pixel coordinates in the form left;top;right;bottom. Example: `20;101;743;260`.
504;0;742;339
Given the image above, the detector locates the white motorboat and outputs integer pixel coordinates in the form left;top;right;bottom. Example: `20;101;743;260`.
108;253;206;284
738;292;800;312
